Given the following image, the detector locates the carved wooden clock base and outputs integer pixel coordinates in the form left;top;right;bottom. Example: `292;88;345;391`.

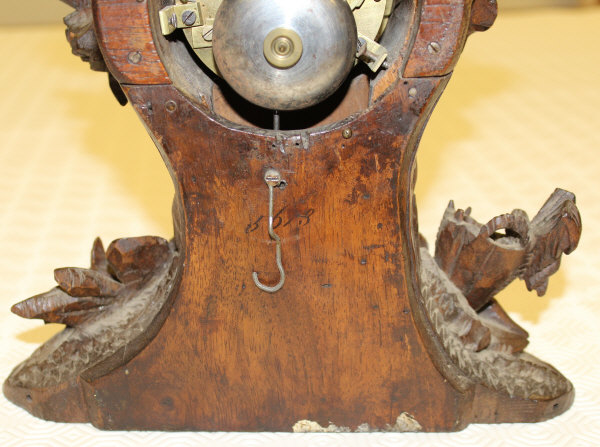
4;187;579;431
3;0;582;433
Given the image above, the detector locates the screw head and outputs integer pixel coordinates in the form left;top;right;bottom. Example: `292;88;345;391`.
127;51;142;64
202;27;213;41
181;10;197;26
427;42;441;54
342;128;353;139
165;100;177;113
408;87;417;98
264;169;283;187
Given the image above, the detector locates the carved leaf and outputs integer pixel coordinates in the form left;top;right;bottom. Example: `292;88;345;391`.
90;237;108;272
54;267;123;297
433;189;581;356
435;189;581;308
478;300;529;353
11;287;107;326
459;319;491;352
62;0;107;72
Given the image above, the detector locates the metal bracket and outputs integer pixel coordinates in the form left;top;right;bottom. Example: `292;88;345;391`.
348;0;367;9
158;1;216;36
356;32;389;72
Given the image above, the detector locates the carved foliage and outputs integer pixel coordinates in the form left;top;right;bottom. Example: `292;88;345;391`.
420;249;571;400
11;236;170;327
7;236;178;392
432;188;581;355
435;189;581;310
435;203;529;312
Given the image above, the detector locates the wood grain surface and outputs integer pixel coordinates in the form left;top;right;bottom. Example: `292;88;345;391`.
93;0;170;84
79;76;473;431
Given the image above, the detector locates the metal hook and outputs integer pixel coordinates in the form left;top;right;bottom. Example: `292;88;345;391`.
253;169;286;293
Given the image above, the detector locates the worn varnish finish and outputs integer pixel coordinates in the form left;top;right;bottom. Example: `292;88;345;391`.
4;0;579;432
93;0;170;84
80;78;473;431
403;0;471;77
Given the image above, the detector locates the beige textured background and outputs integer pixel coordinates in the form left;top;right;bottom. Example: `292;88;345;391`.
0;5;599;447
0;0;598;25
0;0;72;25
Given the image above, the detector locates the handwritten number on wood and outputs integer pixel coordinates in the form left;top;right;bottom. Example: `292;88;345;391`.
247;207;315;233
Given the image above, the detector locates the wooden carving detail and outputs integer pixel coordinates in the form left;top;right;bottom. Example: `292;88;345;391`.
521;189;582;295
435;204;529;312
469;0;498;34
62;0;106;72
435;189;581;311
61;0;130;105
414;190;581;400
420;250;571;399
5;236;179;421
93;0;171;85
432;189;582;354
11;237;173;327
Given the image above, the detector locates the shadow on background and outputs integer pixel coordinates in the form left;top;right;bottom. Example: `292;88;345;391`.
496;270;567;324
17;323;65;344
60;85;175;237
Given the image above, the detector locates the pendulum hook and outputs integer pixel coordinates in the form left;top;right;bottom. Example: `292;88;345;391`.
253;169;286;293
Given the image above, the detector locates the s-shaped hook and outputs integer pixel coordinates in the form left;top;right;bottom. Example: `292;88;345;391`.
253;169;286;293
